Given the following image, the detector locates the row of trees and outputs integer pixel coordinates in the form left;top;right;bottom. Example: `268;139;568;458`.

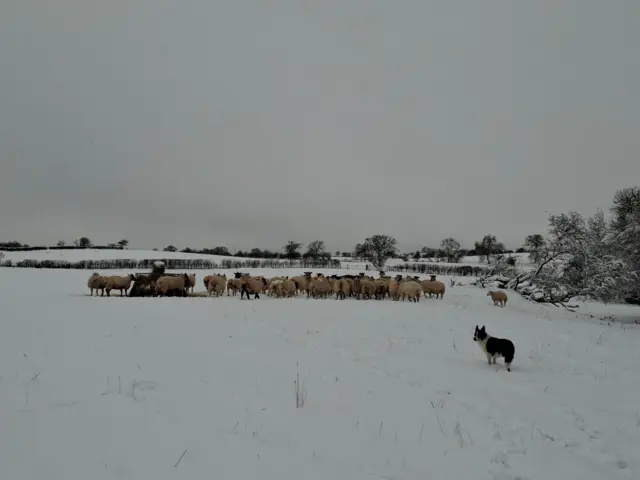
0;233;545;268
171;233;541;268
0;238;129;250
2;257;341;271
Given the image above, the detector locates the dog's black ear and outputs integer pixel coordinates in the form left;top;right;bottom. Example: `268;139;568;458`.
480;325;486;331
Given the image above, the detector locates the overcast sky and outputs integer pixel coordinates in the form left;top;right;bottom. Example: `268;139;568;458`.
2;1;639;253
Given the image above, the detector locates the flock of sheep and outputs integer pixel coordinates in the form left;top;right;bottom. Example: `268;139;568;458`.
205;272;446;301
86;270;509;306
86;271;447;301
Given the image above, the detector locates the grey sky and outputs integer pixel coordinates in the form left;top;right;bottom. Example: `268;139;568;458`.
2;1;639;253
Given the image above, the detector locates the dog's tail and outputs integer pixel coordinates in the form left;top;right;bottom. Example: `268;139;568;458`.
504;341;515;364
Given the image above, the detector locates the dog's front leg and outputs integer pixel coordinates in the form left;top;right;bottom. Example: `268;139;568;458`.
486;353;492;365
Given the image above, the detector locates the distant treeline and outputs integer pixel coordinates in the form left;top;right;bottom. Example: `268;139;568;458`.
0;257;489;276
0;258;341;270
0;244;124;252
388;262;491;277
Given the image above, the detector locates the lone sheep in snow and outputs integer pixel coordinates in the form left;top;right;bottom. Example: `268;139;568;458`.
487;290;508;307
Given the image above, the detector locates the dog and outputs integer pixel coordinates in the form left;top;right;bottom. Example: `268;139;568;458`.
473;325;515;371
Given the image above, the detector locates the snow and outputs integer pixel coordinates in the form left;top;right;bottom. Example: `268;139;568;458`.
1;267;639;479
340;252;535;270
3;249;533;271
0;248;272;264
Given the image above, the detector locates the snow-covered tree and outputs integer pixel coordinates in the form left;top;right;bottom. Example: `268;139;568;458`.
533;210;634;304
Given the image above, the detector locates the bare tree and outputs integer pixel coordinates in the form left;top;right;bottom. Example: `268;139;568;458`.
283;241;302;260
355;235;398;268
74;237;92;248
305;240;326;259
440;237;461;263
474;235;503;264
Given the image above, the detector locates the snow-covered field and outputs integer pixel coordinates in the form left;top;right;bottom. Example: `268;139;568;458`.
0;248;271;265
386;252;533;268
2;267;639;480
1;248;533;270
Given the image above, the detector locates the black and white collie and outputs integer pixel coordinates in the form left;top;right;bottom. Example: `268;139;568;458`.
473;325;515;372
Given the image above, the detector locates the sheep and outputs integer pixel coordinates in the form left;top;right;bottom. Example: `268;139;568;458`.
206;274;227;297
269;277;289;296
351;277;363;299
227;278;242;296
397;280;422;302
155;274;190;297
240;276;267;299
269;279;285;298
104;274;135;297
351;277;375;300
309;277;332;298
388;278;402;300
254;276;270;294
374;278;389;300
421;279;446;299
87;272;108;296
290;275;308;295
187;273;196;294
281;279;297;298
487;290;508;307
359;278;377;300
332;277;343;299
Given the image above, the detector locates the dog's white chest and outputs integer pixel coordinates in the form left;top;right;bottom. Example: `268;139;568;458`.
477;338;490;354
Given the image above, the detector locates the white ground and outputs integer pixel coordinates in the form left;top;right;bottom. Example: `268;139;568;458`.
0;247;268;264
2;247;534;270
2;267;639;480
